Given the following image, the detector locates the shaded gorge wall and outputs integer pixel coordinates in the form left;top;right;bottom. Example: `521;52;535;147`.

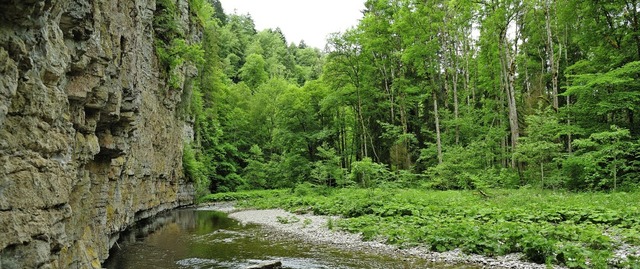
0;0;196;268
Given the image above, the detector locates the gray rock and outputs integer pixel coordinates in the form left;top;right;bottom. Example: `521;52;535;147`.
245;260;283;269
0;0;197;268
0;47;18;129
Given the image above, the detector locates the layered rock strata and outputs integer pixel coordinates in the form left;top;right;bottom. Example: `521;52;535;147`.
0;0;195;268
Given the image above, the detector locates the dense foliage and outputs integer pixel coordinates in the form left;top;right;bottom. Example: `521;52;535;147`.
202;188;640;267
173;0;640;194
163;1;640;266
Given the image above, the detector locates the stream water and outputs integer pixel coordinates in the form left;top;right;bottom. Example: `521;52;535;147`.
103;209;478;269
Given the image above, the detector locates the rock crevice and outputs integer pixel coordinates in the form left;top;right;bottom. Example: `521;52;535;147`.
0;0;195;268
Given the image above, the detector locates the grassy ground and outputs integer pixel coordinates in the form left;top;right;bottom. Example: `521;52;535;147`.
200;187;640;268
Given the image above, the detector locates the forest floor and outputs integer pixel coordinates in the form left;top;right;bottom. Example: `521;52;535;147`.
200;188;640;268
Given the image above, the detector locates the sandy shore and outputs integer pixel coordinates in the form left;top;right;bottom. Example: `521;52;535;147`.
199;203;560;269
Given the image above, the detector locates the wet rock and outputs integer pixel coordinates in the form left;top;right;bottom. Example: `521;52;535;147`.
245;260;283;269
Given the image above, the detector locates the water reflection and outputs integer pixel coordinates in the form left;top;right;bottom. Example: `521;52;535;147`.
103;210;475;269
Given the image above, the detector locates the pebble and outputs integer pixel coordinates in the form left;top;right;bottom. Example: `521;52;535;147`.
203;203;640;269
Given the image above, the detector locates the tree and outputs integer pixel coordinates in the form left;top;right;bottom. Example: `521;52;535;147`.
514;108;563;188
395;0;446;165
482;0;526;167
564;61;640;135
569;126;631;190
242;145;268;189
239;53;268;89
207;0;227;25
186;0;640;193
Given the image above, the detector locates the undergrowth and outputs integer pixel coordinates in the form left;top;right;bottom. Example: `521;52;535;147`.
203;187;640;268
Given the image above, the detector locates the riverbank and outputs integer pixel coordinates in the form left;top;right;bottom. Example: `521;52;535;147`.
199;188;640;268
200;202;557;269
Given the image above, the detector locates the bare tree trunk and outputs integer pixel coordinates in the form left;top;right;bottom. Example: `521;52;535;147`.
449;40;460;145
367;117;380;162
498;12;522;168
355;88;368;159
453;72;460;145
524;57;530;101
433;91;443;164
337;108;348;170
500;38;520;167
463;30;473;106
545;0;559;111
443;13;461;145
375;53;395;123
506;59;519;151
502;134;508;167
563;25;573;153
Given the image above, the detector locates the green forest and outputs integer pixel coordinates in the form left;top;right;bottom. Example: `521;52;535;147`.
176;0;640;194
163;0;640;267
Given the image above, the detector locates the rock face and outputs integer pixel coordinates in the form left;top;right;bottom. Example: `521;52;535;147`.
0;0;195;268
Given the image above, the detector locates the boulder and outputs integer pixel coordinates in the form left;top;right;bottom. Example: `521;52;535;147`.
245;260;283;269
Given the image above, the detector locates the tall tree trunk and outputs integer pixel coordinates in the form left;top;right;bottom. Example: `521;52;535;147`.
337;108;348;169
498;13;521;168
453;72;460;145
506;61;519;168
449;40;460;145
545;0;559;111
367;117;380;162
375;53;395;123
502;135;508;167
356;89;368;159
463;29;473;106
433;91;443;164
441;15;460;145
563;25;573;153
500;39;520;167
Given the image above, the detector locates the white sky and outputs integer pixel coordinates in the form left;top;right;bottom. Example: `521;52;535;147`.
220;0;365;49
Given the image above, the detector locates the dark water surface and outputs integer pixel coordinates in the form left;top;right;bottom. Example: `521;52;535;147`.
103;209;477;269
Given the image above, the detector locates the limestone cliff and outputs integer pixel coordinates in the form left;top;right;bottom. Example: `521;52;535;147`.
0;0;196;268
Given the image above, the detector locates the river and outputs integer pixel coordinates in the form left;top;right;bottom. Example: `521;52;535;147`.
103;209;479;269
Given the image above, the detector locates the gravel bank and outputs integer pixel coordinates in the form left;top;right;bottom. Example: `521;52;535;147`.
200;203;562;269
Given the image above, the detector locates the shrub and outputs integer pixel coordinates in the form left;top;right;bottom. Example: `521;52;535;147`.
349;157;392;188
183;143;210;198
